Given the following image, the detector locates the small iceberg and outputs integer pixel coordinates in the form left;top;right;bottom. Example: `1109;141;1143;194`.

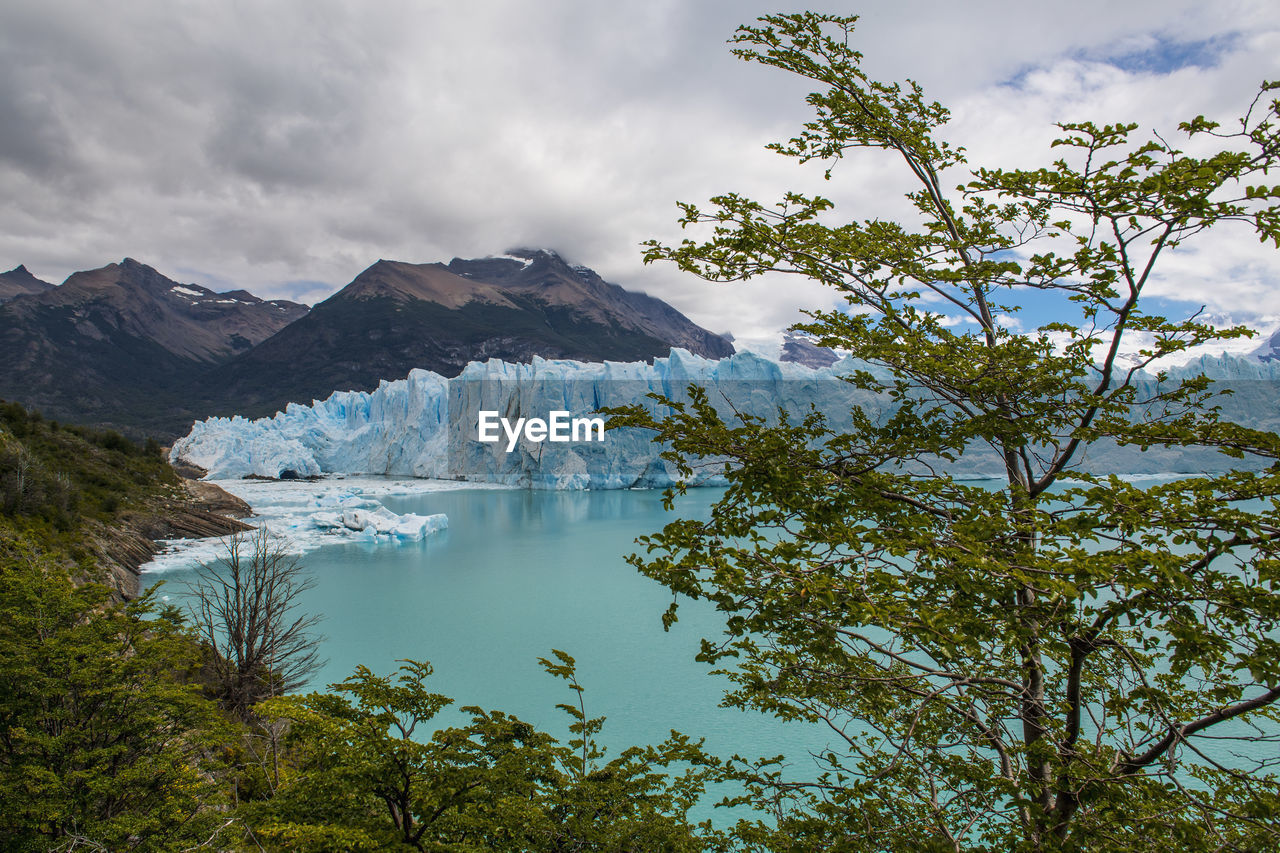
141;475;485;572
312;504;448;541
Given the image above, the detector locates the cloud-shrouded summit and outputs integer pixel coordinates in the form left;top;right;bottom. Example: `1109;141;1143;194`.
3;0;1280;351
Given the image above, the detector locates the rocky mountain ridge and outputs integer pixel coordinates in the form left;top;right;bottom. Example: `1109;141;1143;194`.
780;331;839;368
0;250;734;437
4;258;308;361
0;258;308;435
0;264;55;302
203;248;734;418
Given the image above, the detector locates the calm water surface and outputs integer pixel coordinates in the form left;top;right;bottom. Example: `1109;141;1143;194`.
157;486;834;818
152;479;1276;824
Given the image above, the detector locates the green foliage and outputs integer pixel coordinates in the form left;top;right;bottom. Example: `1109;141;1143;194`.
615;12;1280;851
0;394;718;850
247;656;721;852
0;530;233;851
0;398;178;528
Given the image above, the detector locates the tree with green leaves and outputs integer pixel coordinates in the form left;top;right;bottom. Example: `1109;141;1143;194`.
0;532;232;851
248;654;719;852
615;12;1280;852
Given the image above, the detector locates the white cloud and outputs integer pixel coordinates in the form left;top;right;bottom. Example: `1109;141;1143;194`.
0;0;1277;350
994;314;1024;333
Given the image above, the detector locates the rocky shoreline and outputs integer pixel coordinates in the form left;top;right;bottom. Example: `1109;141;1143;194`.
97;478;253;597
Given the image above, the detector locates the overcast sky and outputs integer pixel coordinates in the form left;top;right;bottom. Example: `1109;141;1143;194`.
3;0;1280;352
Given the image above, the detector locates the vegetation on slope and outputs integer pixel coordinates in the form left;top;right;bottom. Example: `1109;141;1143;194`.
0;399;719;850
0;400;176;527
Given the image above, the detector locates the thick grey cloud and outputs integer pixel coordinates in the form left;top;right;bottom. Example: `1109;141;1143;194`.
2;0;1278;352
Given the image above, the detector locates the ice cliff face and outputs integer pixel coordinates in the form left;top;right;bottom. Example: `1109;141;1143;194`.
171;350;1280;489
172;350;857;488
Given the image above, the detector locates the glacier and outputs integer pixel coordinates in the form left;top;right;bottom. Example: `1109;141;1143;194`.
171;349;1280;489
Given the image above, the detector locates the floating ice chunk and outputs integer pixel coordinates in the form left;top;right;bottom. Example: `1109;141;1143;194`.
312;506;447;540
141;476;487;573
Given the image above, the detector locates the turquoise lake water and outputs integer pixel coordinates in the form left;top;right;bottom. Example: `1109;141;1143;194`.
149;479;1275;826
153;486;835;821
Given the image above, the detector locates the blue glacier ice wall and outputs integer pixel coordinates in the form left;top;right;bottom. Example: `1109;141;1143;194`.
170;350;1280;489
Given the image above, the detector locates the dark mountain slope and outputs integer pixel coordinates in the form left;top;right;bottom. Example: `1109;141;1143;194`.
0;265;54;302
0;251;732;435
205;250;733;416
780;331;839;368
0;259;307;435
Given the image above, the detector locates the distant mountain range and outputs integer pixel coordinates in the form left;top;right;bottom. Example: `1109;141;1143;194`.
780;331;838;369
206;249;734;416
0;258;309;435
0;251;733;438
0;265;55;302
1253;327;1280;362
